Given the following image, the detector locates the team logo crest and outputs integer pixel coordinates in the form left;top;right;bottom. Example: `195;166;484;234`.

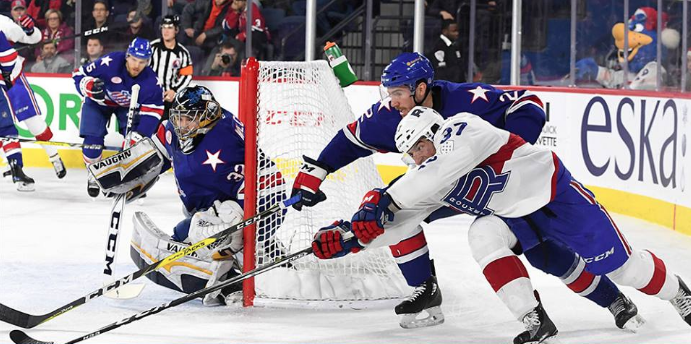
111;76;122;84
165;130;172;145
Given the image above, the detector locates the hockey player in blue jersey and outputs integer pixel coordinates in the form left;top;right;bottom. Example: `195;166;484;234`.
292;52;642;331
92;86;286;305
312;106;691;342
0;14;67;189
73;37;164;197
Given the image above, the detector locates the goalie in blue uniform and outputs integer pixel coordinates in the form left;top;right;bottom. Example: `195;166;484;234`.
90;86;287;306
291;52;643;331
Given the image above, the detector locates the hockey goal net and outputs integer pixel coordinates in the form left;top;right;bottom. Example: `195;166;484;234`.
239;58;409;308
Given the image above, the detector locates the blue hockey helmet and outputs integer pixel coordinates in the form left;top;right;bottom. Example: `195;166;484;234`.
381;52;434;91
170;85;221;150
127;37;152;60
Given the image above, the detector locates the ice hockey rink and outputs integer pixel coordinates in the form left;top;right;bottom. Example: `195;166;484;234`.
1;167;690;344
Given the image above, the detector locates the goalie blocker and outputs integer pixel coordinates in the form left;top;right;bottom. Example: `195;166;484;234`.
87;138;163;202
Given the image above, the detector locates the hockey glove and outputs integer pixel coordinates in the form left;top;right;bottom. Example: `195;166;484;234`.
124;131;145;148
2;71;13;90
79;77;105;101
18;14;35;35
291;155;330;210
575;58;599;81
312;220;363;259
351;188;396;244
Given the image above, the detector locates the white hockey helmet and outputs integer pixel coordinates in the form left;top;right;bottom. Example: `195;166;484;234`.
395;106;445;155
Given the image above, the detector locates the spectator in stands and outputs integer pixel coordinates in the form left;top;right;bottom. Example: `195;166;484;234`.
427;0;459;20
120;7;156;43
84;0;111;31
31;41;71;73
150;15;193;120
202;39;240;76
10;0;37;63
180;0;232;53
427;19;464;82
60;0;75;26
80;36;105;64
26;0;60;29
84;0;114;49
222;0;270;58
167;0;195;16
37;9;74;64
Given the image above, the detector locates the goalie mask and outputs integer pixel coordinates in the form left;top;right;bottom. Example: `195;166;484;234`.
395;106;444;164
170;85;221;152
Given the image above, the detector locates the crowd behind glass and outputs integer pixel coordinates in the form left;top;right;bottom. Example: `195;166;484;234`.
6;0;691;92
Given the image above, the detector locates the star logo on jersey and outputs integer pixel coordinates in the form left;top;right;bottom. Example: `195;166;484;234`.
100;56;113;66
203;150;225;172
468;86;489;104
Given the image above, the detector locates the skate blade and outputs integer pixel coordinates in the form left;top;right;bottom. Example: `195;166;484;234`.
399;306;445;329
16;183;35;192
521;333;560;344
622;314;646;332
104;283;145;299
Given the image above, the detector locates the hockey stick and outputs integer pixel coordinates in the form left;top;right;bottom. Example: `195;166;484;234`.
101;84;145;299
0;194;299;329
15;23;130;52
0;136;121;151
9;242;316;344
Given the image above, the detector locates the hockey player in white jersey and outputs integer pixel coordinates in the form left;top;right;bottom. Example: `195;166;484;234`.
0;14;67;180
312;106;691;343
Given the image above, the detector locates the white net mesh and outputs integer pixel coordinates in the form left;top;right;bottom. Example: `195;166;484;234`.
249;60;409;307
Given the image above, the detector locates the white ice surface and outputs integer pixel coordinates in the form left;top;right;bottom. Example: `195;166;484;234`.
1;168;690;344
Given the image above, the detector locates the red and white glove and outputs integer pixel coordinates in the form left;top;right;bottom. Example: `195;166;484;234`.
18;14;35;35
312;220;363;259
124;131;144;148
290;155;330;210
351;188;396;244
79;77;105;101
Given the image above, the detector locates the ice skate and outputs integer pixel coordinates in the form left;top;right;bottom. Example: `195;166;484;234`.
8;159;35;192
87;173;100;198
670;275;691;326
49;153;66;179
514;299;558;344
608;292;645;331
395;276;444;329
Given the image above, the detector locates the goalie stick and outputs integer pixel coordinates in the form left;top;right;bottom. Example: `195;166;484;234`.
101;84;143;300
0;136;121;151
0;194;300;329
9;241;317;344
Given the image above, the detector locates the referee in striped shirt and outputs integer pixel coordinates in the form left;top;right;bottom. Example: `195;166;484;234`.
149;15;193;121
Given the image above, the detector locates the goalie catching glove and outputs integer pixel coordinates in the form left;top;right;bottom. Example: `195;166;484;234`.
290;155;332;210
88;137;163;202
312;220;364;259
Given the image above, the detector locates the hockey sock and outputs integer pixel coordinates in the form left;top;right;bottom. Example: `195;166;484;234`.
389;227;431;286
524;241;618;308
82;136;103;164
24;118;60;158
608;249;680;300
2;140;23;166
483;253;538;320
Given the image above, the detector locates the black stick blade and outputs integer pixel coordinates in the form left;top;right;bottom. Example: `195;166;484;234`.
0;304;34;329
9;330;54;344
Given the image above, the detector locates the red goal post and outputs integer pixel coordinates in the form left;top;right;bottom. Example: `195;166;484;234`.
239;57;409;308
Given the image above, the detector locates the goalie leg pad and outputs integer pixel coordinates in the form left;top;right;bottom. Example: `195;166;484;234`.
130;211;213;293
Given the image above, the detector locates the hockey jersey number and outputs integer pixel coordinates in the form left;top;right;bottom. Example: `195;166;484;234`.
442;165;510;216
